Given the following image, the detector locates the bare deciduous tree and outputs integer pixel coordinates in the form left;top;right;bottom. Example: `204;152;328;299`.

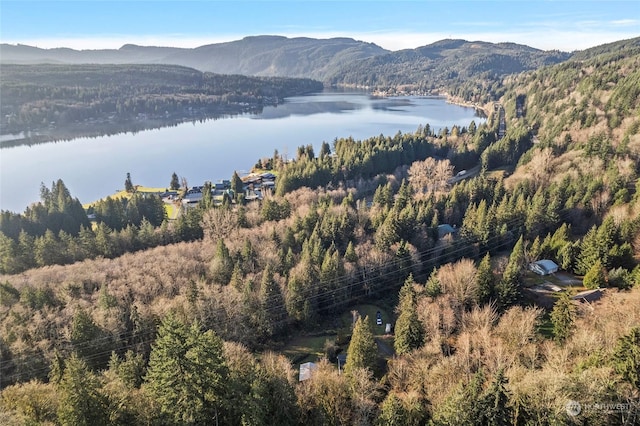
528;147;554;187
408;157;454;198
437;258;479;309
202;207;238;242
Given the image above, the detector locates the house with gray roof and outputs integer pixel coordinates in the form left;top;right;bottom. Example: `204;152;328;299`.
529;259;559;276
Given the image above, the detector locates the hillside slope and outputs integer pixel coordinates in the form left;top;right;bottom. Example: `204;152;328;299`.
1;37;640;425
0;43;185;64
1;36;568;91
160;36;388;80
498;36;640;190
0;63;323;141
328;39;570;96
0;36;388;81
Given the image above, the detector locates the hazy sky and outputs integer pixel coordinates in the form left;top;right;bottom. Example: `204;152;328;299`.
1;1;639;52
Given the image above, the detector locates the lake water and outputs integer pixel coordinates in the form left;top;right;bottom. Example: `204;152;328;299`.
0;90;483;213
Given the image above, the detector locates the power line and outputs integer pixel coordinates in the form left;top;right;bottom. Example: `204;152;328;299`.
1;202;575;384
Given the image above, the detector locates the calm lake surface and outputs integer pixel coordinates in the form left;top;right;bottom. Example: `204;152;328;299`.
0;90;483;212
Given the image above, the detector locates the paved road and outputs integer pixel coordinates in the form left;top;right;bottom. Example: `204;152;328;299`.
449;164;481;184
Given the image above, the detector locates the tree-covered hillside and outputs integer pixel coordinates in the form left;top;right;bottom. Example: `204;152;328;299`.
0;63;323;142
0;36;388;81
1;39;640;424
498;36;640;199
160;36;388;80
328;39;570;101
1;36;569;97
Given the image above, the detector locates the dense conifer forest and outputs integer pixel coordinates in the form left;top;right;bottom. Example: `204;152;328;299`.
0;64;323;143
1;37;640;424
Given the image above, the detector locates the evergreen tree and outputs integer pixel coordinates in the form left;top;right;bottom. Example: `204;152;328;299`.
231;171;244;198
345;316;377;375
145;315;228;424
375;211;400;250
109;350;146;389
394;240;413;283
77;225;97;259
373;182;393;208
583;260;607;289
34;229;63;266
344;241;357;263
94;222;115;258
230;261;244;291
241;238;257;273
425;267;442;298
210;239;233;284
611;327;640;389
479;369;513;426
48;349;65;385
57;354;108;426
528;236;542;261
17;230;36;270
377;392;404;426
200;181;214;210
319;141;331;159
285;262;317;323
550;291;576;342
241;357;300;426
496;236;525;310
476;253;495;305
71;308;111;369
259;263;287;337
0;231;18;274
576;218;618;275
468;120;477;136
394;180;412;210
394;274;425;355
138;217;157;248
319;245;345;313
377;392;423;426
170;172;180;190
431;371;485;425
124;172;134;192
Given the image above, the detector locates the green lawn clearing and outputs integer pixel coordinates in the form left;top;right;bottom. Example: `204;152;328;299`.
164;202;179;220
281;303;393;365
281;335;332;365
83;185;170;208
340;303;392;337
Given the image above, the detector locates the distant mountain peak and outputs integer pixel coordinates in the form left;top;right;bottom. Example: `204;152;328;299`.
120;44;143;50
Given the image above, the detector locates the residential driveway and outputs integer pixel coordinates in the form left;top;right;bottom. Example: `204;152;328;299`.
376;338;394;357
554;272;582;285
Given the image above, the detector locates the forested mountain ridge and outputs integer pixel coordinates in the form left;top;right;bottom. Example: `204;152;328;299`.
158;36;388;81
1;38;640;424
0;36;388;81
328;39;570;99
1;36;574;142
0;63;323;141
2;36;568;90
0;43;186;65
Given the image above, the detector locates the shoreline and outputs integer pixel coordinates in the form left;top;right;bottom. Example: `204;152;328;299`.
442;94;490;118
358;84;489;118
